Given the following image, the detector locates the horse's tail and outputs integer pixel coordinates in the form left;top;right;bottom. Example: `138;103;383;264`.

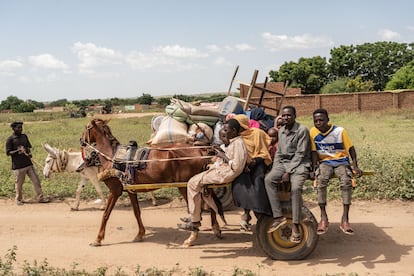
212;190;227;225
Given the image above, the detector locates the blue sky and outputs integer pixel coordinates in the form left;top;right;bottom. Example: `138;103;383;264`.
1;0;413;102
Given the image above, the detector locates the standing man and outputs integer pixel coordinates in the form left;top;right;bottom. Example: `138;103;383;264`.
6;121;49;205
310;109;362;235
264;106;311;244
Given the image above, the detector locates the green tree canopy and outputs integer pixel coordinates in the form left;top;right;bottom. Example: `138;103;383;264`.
49;98;69;107
385;59;414;90
269;56;329;94
137;93;154;105
329;42;414;91
0;95;24;111
320;76;375;94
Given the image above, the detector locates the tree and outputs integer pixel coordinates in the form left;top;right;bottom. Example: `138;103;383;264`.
0;95;24;111
329;42;414;91
14;101;36;113
320;77;353;94
346;76;375;92
385;59;414;90
49;98;69;107
320;76;375;94
157;97;171;106
269;56;329;94
102;100;112;114
137;93;154;105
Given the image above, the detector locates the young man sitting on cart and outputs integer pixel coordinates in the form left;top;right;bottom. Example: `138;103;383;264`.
177;118;248;232
310;108;362;235
264;105;312;244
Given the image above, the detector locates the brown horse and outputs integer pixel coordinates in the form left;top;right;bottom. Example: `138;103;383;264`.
80;118;223;246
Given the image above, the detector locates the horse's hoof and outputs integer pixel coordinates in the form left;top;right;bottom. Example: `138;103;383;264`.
132;236;144;242
89;241;101;247
212;224;222;239
182;231;198;248
152;201;158;206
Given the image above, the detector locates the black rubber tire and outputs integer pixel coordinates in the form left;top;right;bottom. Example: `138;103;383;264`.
213;186;234;211
255;204;319;260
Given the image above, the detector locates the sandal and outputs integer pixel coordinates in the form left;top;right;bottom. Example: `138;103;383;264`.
340;222;355;235
317;220;329;235
290;230;301;244
177;221;201;232
267;217;287;233
179;217;191;223
239;220;252;232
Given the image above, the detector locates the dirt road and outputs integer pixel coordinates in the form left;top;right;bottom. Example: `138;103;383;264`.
0;198;413;275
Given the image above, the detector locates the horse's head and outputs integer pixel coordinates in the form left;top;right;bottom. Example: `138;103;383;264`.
43;143;58;177
80;119;120;166
80;118;111;146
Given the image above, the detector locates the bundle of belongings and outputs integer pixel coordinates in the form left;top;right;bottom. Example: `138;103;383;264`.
148;96;245;146
148;96;276;147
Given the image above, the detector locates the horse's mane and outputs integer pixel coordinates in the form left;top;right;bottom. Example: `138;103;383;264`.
92;118;120;148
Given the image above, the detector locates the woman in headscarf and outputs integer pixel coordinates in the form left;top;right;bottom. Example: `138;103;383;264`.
231;114;273;230
250;107;274;132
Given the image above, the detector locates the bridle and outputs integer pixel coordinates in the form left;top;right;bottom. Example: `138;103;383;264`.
81;123;114;162
44;149;68;176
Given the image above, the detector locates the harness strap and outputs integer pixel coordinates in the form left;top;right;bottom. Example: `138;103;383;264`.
83;142;214;164
55;150;68;172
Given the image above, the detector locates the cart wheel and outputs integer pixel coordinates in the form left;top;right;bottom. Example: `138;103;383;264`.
213;186;234;211
256;205;319;260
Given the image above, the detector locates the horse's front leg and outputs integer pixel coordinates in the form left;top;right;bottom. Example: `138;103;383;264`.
209;208;222;239
128;192;145;242
208;188;224;239
178;187;188;205
90;180;122;246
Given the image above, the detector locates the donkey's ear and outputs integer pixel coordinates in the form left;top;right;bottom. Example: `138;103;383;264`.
43;143;57;158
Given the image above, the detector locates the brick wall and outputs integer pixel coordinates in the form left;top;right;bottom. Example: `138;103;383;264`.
239;83;414;116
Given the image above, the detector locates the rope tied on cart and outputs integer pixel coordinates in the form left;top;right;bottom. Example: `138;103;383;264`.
82;141;215;165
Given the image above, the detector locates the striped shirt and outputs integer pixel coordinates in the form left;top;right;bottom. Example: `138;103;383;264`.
310;125;353;166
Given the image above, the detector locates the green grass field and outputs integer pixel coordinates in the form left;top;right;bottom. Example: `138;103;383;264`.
1;108;413;201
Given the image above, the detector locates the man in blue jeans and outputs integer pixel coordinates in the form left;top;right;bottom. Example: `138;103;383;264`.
264;106;311;244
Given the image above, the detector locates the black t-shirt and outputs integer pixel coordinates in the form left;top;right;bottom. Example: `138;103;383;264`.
5;133;33;170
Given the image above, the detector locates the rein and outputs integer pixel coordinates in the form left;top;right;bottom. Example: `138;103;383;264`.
82;141;214;164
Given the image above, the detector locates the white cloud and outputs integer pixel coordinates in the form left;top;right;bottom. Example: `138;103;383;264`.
125;51;175;70
207;44;221;53
213;56;232;66
262;32;334;51
223;45;233;51
234;43;255;51
0;59;23;69
212;43;255;52
126;44;207;72
0;59;23;76
28;54;68;70
72;42;123;74
154;45;208;58
377;28;401;40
